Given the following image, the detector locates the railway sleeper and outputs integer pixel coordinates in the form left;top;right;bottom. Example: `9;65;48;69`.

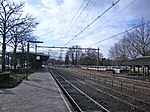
49;69;110;112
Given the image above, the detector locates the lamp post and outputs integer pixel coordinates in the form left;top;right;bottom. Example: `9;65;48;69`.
26;40;43;80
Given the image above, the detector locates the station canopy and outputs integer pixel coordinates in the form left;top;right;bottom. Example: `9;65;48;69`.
123;56;150;66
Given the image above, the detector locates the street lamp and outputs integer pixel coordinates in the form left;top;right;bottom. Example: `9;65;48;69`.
26;40;43;79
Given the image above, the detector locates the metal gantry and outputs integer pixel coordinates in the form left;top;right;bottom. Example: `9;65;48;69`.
27;41;43;75
37;46;100;68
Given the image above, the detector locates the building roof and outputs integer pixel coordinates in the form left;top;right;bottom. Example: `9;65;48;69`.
146;51;150;56
15;51;50;62
123;56;150;66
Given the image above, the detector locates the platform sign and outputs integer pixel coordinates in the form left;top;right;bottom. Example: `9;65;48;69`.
36;56;40;60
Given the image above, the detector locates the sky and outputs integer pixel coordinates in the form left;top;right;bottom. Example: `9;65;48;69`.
13;0;150;58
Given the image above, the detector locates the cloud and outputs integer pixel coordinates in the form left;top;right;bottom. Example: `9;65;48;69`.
10;0;150;58
41;0;57;8
133;0;150;20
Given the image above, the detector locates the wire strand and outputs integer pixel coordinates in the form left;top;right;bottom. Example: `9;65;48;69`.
89;21;150;46
55;0;91;45
77;0;137;42
64;0;120;46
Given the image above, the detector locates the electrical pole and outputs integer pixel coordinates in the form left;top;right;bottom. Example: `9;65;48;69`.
35;44;37;72
97;47;100;71
26;41;29;80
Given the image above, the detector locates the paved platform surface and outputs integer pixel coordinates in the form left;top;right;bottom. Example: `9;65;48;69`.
0;68;71;112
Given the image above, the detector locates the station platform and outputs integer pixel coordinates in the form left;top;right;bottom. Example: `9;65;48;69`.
0;68;71;112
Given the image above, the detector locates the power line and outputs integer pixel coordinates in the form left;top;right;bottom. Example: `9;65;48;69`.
49;0;88;57
50;0;92;58
98;0;137;31
64;0;120;46
37;46;98;50
77;0;137;41
89;21;150;46
41;45;98;59
74;0;97;35
55;0;91;45
56;0;87;42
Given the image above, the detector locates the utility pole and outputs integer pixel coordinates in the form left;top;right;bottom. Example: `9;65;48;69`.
27;42;29;70
34;44;37;72
97;47;100;71
26;41;29;80
26;41;43;79
58;50;63;62
48;50;51;56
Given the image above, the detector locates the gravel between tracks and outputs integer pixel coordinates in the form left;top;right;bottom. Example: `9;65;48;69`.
49;67;150;112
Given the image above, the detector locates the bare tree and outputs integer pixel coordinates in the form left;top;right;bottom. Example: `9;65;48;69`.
78;48;103;65
7;15;38;69
65;46;103;66
67;45;82;65
0;0;25;71
124;32;139;58
125;19;150;57
109;39;130;65
117;41;128;60
109;43;119;60
109;19;150;64
132;19;150;56
65;53;69;65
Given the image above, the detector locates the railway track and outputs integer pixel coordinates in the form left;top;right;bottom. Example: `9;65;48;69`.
83;78;150;111
83;74;150;102
49;69;109;112
49;67;150;112
67;68;150;99
77;68;150;89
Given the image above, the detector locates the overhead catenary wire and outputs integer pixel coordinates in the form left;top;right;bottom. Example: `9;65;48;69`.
64;0;120;46
49;0;137;58
77;0;137;41
50;0;120;59
74;0;97;35
49;0;91;55
49;0;138;59
89;21;150;46
55;0;91;45
41;45;98;59
97;0;137;31
55;0;87;42
50;0;91;56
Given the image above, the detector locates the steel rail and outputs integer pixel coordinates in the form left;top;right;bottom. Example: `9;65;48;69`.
73;69;150;93
49;69;110;112
66;69;150;111
49;70;82;112
68;71;148;111
83;78;150;112
67;71;150;112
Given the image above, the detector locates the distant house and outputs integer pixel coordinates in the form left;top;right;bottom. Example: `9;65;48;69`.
123;56;150;76
2;52;49;69
146;51;150;56
16;52;49;69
